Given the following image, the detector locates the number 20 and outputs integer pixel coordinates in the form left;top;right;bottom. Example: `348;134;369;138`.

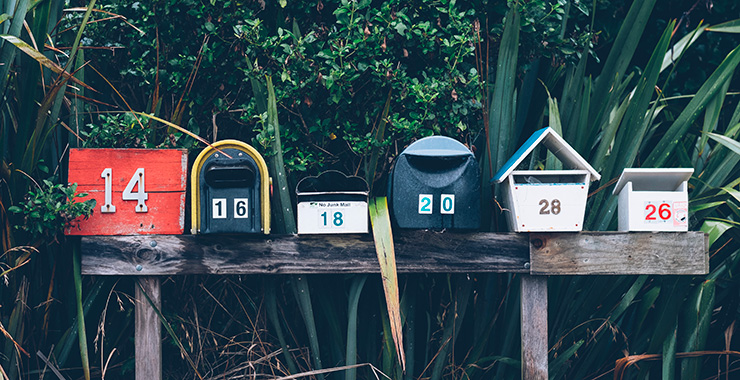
101;168;148;213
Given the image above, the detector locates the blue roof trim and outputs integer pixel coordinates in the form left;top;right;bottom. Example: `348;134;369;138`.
492;127;550;182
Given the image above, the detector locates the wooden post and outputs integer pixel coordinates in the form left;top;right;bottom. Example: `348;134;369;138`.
135;276;162;380
521;275;548;380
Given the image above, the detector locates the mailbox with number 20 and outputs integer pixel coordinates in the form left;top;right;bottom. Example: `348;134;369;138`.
191;140;271;234
388;136;480;230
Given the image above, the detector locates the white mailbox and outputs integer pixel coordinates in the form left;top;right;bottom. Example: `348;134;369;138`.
613;168;693;232
493;127;600;232
296;171;369;234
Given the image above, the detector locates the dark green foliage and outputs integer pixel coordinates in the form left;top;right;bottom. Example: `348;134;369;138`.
8;180;96;243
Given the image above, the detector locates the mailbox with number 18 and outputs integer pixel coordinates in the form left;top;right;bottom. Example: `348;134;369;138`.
191;140;271;234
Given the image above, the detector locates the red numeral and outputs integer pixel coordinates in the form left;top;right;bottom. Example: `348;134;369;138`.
659;203;671;220
645;204;656;220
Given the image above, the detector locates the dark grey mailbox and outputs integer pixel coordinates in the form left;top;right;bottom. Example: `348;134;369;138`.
191;140;271;234
388;136;480;229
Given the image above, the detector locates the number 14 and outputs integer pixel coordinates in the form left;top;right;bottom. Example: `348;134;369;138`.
100;168;148;213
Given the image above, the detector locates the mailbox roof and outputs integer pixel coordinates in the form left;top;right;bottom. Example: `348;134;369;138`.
493;127;600;183
402;136;473;157
613;168;694;194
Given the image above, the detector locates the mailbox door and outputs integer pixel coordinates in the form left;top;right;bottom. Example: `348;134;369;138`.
390;155;480;229
199;148;262;233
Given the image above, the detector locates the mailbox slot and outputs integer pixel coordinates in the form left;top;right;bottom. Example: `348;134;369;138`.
204;164;256;188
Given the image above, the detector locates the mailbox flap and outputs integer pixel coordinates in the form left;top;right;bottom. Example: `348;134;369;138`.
613;168;694;194
205;163;256;188
401;136;473;158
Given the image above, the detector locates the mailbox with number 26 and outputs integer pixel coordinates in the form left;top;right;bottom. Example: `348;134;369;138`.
191;140;271;234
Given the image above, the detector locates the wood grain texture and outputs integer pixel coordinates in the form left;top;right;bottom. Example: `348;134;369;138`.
521;275;548;380
135;277;161;380
66;149;187;235
529;232;708;275
81;231;530;275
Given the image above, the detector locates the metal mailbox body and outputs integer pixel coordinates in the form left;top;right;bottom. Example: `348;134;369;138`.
494;127;600;232
613;168;693;231
191;140;270;234
388;136;480;230
296;171;369;234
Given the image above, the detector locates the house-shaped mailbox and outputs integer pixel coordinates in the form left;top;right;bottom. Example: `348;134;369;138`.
296;171;369;234
388;136;480;230
191;140;271;234
493;127;600;232
613;168;693;232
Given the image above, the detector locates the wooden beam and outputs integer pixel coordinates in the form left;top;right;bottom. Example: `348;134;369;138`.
135;277;161;380
529;232;708;275
81;231;530;275
521;275;548;380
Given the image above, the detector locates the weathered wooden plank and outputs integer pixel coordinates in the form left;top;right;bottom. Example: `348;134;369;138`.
135;277;161;380
80;232;530;275
521;275;548;380
529;232;708;275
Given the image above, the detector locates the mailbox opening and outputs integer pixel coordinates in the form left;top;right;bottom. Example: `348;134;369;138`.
511;171;588;186
204;164;256;188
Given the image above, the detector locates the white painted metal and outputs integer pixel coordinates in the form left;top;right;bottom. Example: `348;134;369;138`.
502;170;590;232
615;168;692;231
297;200;368;234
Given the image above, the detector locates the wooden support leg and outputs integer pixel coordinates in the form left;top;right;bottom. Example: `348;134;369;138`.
135;276;162;380
521;275;548;380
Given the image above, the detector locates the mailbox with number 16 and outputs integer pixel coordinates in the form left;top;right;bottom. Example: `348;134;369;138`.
191;140;271;234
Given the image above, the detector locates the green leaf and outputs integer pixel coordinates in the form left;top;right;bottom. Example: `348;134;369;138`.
661;23;704;72
7;206;22;213
701;220;732;248
708;130;740;156
706;18;740;34
369;197;405;371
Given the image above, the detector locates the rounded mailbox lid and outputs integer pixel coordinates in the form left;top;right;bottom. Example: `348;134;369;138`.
401;136;473;157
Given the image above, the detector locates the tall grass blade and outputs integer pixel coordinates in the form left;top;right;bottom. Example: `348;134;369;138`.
661;23;704;72
0;0;30;95
71;240;90;380
662;323;677;380
430;276;472;380
679;280;715;378
267;76;296;234
369;197;405;371
481;5;519;230
291;275;324;380
345;275;368;380
707;131;740;156
265;279;299;374
366;90;391;192
705;18;740;33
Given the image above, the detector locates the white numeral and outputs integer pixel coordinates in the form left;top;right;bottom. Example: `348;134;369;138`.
122;168;148;212
100;168;116;213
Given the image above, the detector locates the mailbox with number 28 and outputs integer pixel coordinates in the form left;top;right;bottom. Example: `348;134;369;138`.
191;140;271;234
388;136;480;230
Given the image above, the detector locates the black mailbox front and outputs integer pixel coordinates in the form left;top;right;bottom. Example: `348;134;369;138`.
388;136;480;230
191;140;271;234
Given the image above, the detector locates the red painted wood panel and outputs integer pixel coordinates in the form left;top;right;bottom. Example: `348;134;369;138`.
66;149;187;235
